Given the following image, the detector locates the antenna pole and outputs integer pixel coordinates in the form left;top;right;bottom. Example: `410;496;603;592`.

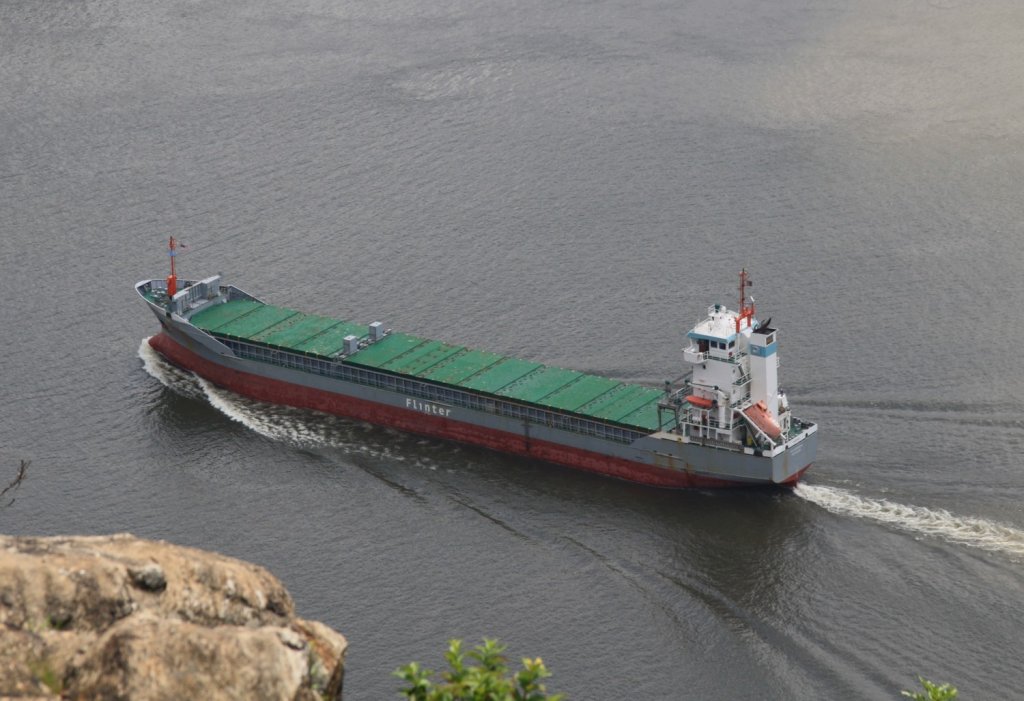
167;236;178;298
739;268;747;313
736;268;755;332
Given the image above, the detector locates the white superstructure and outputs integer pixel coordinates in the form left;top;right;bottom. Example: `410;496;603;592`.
668;270;791;450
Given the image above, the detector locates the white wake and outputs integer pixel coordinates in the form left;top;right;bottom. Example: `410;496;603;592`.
193;375;341;446
138;336;204;400
795;483;1024;558
138;337;429;464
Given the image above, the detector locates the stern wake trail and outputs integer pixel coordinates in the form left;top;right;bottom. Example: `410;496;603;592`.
795;483;1024;558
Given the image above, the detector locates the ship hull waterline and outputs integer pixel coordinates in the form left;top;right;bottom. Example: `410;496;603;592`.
148;332;810;489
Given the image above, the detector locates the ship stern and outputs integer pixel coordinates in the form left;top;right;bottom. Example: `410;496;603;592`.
771;422;818;485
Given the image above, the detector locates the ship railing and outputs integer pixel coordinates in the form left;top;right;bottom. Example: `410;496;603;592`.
138;280;168;305
683;414;739;431
220;338;649;445
683;419;743;451
658;386;688;406
685;433;742;452
722;350;748;365
686;348;749;365
729;395;752;410
683;348;708;363
787;417;815;439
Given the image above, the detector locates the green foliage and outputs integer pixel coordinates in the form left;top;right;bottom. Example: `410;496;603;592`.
395;638;564;701
902;677;958;701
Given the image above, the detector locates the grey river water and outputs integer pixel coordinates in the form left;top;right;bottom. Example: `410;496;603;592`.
2;0;1024;697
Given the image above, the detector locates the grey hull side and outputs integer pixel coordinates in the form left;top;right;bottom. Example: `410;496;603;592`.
633;427;817;485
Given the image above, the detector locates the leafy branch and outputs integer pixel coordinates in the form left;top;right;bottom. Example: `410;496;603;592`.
396;639;564;701
903;677;958;700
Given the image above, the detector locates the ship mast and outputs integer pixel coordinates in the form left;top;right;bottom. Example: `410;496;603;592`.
167;236;178;298
735;268;755;332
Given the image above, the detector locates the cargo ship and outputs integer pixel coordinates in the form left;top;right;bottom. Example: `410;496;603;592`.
137;238;817;488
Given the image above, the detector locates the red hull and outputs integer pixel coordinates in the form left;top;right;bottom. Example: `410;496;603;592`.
149;333;787;488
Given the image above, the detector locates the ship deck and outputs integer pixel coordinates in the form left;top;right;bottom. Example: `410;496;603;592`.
189;299;671;432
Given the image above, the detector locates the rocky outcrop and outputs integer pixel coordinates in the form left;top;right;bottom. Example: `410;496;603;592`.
0;534;346;701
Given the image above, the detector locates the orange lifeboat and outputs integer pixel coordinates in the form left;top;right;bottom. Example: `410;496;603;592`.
743;400;782;440
686;395;714;409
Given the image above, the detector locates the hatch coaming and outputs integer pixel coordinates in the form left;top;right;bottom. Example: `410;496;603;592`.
184;297;671;434
180;291;801;447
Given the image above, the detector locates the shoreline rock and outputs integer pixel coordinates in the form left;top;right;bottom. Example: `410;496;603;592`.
0;534;346;700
